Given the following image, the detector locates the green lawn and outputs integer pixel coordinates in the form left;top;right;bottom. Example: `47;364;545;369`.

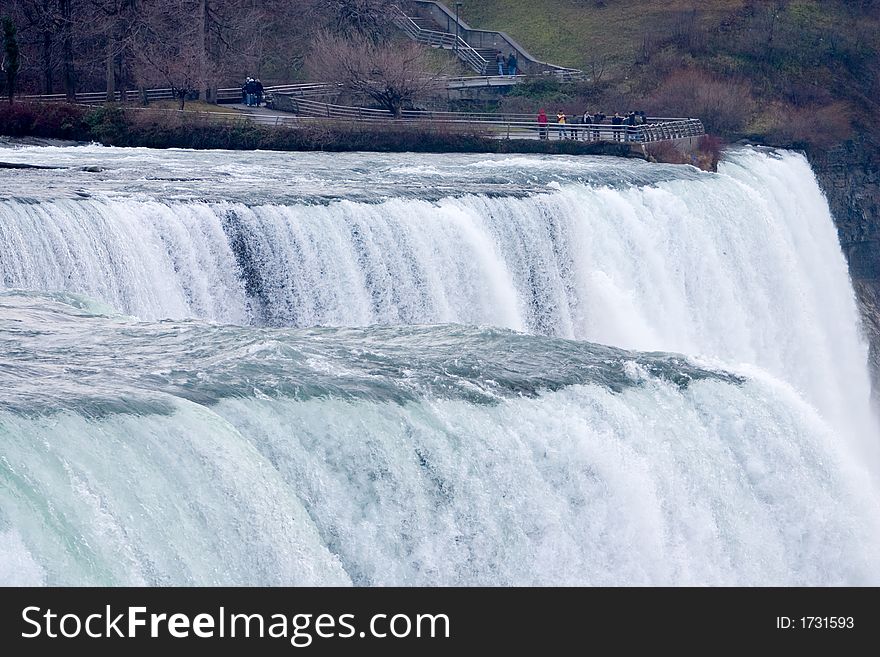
448;0;879;146
454;0;866;72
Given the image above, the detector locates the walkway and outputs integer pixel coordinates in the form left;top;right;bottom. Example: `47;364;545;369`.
394;1;584;81
17;86;705;146
264;96;705;144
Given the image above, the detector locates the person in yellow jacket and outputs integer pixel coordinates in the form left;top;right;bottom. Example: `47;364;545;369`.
556;110;567;140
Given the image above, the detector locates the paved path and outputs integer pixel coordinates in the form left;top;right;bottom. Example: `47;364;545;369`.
234;104;300;125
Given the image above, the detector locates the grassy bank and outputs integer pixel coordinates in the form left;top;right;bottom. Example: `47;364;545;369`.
0;102;652;159
466;0;878;151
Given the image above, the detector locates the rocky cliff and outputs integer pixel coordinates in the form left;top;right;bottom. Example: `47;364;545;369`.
809;139;880;395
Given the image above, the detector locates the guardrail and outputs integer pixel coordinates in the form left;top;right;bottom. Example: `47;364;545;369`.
409;0;585;81
279;96;704;143
19;83;341;106
13;89;703;144
215;82;341;102
20;88;176;103
392;6;489;74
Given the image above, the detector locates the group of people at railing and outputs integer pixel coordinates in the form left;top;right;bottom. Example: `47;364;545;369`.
537;109;649;141
494;51;518;77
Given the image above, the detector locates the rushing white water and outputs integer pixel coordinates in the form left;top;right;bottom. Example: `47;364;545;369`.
0;145;877;585
1;148;873;454
0;295;877;586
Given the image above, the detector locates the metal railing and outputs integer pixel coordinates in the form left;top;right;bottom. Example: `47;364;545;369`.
18;83;340;106
410;0;586;81
392;6;489;74
215;82;341;102
279;96;704;143
14;88;704;144
545;67;587;82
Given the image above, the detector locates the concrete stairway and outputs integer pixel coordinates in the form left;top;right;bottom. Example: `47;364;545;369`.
476;49;500;73
394;1;585;81
392;7;490;74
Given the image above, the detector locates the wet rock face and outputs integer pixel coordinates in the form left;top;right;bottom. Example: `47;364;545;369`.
809;138;880;393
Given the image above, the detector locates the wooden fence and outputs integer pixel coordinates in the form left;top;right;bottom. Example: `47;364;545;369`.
19;83;341;106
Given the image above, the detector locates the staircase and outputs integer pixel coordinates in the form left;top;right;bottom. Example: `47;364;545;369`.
409;16;438;31
476;48;500;72
394;1;585;81
392;7;490;75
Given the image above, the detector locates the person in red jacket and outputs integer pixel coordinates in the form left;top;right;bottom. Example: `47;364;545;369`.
537;108;548;140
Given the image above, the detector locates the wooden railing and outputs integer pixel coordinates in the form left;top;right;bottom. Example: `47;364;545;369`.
20;89;175;104
19;83;340;106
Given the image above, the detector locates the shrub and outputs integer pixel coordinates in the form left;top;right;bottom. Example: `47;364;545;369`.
765;101;853;149
0;102;36;136
84;105;130;144
647;68;756;135
506;77;572;103
29;103;88;139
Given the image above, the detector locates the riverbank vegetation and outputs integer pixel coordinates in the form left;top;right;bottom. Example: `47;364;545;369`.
0;101;647;158
471;0;878;153
1;0;875;162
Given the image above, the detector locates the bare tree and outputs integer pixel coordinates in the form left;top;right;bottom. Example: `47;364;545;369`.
585;52;609;86
322;0;396;42
234;0;324;82
308;30;441;115
4;0;77;96
134;0;204;109
58;0;76;97
88;0;140;101
15;0;57;93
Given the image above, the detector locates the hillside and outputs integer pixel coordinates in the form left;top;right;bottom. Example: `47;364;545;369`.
461;0;743;69
459;0;880;390
461;1;879;144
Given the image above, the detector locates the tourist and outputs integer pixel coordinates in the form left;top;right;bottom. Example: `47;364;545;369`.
592;111;605;140
242;78;254;106
582;111;593;141
611;112;623;141
507;52;518;77
556;109;567;139
537;108;548;140
496;51;504;76
623;111;637;142
254;79;264;107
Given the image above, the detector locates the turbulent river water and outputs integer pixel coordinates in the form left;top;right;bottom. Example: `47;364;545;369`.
0;144;877;585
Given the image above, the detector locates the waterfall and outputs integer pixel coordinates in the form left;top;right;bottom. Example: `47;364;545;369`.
1;146;877;585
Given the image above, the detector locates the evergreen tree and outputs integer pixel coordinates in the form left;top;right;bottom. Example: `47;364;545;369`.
1;17;21;103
